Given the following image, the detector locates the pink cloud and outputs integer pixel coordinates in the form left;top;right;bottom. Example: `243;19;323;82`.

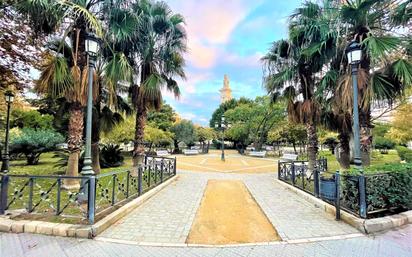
169;0;263;69
223;52;264;67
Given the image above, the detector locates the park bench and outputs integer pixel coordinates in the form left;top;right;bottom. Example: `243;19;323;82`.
183;149;199;155
156;150;170;157
280;153;299;162
249;151;267;158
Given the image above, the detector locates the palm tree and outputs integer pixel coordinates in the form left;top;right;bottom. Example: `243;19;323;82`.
263;1;338;172
127;0;187;167
314;0;412;167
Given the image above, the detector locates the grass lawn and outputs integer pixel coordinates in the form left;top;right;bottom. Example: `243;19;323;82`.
5;152;173;224
318;149;401;172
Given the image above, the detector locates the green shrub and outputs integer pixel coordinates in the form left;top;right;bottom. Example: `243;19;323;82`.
342;163;412;215
374;136;395;150
10;129;65;165
395;146;412;162
100;144;124;168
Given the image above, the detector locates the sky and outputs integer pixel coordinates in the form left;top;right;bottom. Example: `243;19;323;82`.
164;0;302;126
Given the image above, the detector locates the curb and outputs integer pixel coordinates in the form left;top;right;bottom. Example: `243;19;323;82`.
274;179;412;234
0;175;179;239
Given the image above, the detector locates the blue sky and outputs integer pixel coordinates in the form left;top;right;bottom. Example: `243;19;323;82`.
164;0;301;126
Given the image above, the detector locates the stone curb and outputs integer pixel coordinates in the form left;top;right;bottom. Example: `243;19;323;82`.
274;179;412;234
0;175;179;239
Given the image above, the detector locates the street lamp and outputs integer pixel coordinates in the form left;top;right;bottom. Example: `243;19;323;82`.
1;91;14;173
346;40;367;219
215;115;228;161
81;32;100;176
345;40;362;170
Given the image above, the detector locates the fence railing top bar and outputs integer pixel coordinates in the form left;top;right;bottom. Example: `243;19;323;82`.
147;156;176;161
0;173;90;180
96;169;130;178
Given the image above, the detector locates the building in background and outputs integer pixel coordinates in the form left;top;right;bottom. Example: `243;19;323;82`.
220;74;233;104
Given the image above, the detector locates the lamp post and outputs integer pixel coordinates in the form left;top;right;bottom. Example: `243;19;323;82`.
81;32;100;176
215;115;229;161
345;40;363;171
346;40;367;218
1;91;14;173
0;91;14;214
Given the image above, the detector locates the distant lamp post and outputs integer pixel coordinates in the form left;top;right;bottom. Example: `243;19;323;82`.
1;91;14;173
81;32;100;176
215;115;228;161
345;40;362;171
346;40;367;219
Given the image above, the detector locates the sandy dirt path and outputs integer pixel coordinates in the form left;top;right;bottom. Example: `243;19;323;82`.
186;180;281;245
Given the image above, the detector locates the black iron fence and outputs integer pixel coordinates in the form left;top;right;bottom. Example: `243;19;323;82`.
0;156;176;224
277;159;392;219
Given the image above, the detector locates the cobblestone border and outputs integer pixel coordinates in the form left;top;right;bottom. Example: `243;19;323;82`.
275;179;412;234
0;175;179;239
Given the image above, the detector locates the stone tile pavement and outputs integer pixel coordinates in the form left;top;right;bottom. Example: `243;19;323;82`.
98;170;358;244
1;225;411;257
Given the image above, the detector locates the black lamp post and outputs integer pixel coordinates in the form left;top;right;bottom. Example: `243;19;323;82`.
215;115;230;161
346;40;367;218
81;32;100;176
1;91;14;173
345;40;363;171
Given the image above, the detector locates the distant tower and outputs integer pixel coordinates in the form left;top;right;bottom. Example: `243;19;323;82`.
220;74;233;103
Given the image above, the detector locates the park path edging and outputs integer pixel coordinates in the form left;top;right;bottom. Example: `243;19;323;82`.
275;179;412;234
0;175;179;239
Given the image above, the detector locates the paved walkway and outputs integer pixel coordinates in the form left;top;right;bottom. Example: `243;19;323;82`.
1;225;411;257
98;170;357;244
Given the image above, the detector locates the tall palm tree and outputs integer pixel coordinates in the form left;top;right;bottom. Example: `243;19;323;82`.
263;1;338;172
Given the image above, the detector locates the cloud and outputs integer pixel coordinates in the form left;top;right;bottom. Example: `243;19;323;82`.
222;51;264;68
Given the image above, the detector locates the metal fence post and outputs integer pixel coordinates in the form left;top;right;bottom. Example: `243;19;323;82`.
111;175;116;206
87;176;96;225
335;171;341;220
277;162;281;180
126;171;130;199
174;157;177;175
138;166;143;196
0;174;9;214
28;178;34;213
314;169;320;198
160;160;164;183
56;178;62;215
291;163;296;185
359;175;367;218
301;162;305;189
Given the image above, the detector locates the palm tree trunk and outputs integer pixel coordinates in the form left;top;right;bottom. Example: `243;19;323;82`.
63;103;83;189
338;132;350;169
360;109;372;166
133;98;147;167
306;122;318;172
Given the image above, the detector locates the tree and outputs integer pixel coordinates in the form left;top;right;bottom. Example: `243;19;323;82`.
196;126;216;152
11;109;54;130
386;103;412;144
267;121;307;154
16;0;103;183
10;128;64;165
263;1;337;171
209;97;252;128
171;120;197;151
147;103;176;131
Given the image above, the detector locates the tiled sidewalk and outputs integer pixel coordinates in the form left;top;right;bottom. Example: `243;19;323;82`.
98;170;357;244
1;225;411;257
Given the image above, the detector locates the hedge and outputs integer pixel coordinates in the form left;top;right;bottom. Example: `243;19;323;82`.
395;146;412;162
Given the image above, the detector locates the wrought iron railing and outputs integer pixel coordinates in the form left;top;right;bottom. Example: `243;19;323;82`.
0;156;177;224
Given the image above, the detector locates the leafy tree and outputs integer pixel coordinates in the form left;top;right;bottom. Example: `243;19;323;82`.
171;120;197;151
267;121;307;154
11;109;54;130
209;97;252;128
386;104;412;144
147;103;176;131
10;128;65;165
196;126;216;152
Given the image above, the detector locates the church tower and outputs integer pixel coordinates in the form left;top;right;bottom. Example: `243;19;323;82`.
220;74;233;103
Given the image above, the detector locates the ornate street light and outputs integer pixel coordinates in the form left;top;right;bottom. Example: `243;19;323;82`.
81;32;100;176
345;40;362;170
0;91;14;214
1;91;14;173
215;115;228;161
346;40;367;218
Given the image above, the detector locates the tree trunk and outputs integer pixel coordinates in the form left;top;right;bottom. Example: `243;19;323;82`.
306;122;318;172
360;109;372;166
338;133;350;169
133;98;147;168
63;103;83;189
